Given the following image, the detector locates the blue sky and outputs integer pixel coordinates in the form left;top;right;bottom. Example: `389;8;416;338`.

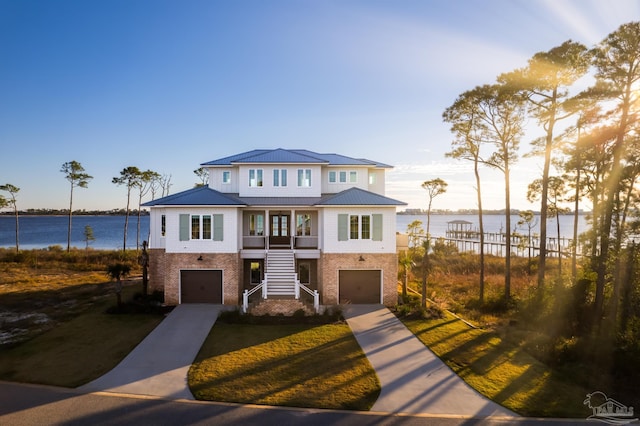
1;0;638;212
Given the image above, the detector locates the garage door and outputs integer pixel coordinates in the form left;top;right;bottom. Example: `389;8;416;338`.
180;270;223;303
339;270;381;304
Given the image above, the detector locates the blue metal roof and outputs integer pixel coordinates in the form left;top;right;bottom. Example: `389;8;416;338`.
316;187;406;206
144;187;405;208
142;186;246;207
201;148;392;168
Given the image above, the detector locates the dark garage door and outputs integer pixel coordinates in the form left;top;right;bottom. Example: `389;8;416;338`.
339;270;381;304
181;270;223;303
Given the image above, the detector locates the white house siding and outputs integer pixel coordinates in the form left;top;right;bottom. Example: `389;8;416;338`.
237;165;322;197
367;169;386;195
163;207;239;254
322;207;397;254
207;167;238;193
321;166;371;194
148;208;166;249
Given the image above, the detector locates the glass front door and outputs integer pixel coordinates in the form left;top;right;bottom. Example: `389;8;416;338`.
270;213;290;247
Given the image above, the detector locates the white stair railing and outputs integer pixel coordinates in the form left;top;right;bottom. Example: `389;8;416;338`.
295;278;320;313
242;279;267;314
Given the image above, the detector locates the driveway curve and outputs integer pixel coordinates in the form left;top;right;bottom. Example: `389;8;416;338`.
342;304;516;417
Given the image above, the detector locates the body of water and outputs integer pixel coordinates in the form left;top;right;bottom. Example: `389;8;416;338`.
0;213;590;251
396;213;589;240
0;215;150;250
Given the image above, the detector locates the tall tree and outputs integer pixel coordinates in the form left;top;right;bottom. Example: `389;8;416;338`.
444;89;489;303
500;40;591;292
467;83;526;300
0;184;20;252
61;161;93;252
136;170;160;250
419;178;448;307
588;22;640;327
113;167;142;251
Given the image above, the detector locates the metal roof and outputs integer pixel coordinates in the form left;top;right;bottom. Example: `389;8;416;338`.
201;148;392;168
316;187;407;206
144;187;405;208
142;186;246;207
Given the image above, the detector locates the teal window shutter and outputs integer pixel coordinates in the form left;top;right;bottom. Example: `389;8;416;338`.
213;214;224;241
372;214;383;241
179;214;190;241
338;214;348;241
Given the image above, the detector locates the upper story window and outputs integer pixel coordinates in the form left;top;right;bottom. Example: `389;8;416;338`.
350;171;357;183
329;171;337;183
297;169;311;187
249;169;263;187
273;169;287;187
339;171;347;183
222;171;231;184
296;213;311;236
161;214;166;237
331;170;357;184
249;213;264;236
369;173;376;185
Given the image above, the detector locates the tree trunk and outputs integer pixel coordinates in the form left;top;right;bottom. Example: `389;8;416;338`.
474;160;485;303
504;163;511;300
67;183;74;252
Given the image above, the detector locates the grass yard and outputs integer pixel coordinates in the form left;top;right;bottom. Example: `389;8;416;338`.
399;310;591;418
189;321;380;411
0;284;164;387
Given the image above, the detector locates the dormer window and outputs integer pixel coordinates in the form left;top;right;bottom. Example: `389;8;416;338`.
222;171;231;184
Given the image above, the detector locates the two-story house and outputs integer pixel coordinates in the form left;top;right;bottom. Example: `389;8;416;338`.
144;148;406;312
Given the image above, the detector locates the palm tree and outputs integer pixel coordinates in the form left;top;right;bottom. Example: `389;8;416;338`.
106;262;131;310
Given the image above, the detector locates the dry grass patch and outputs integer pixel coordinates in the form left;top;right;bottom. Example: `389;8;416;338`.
189;321;380;410
400;311;591;417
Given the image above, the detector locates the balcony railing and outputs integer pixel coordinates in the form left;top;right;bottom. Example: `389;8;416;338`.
242;235;318;249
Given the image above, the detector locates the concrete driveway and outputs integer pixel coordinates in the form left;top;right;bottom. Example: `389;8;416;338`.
342;304;516;417
79;304;223;400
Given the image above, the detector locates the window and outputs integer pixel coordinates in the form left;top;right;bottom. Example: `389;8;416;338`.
249;214;264;236
250;261;262;284
298;262;310;284
350;215;359;239
296;213;311;236
161;214;166;237
328;171;336;183
339;171;347;183
337;213;382;241
222;171;231;184
361;215;371;239
249;169;263;187
369;173;376;185
202;215;212;240
273;169;287;187
297;169;311;187
191;215;201;239
350;171;357;183
179;214;224;241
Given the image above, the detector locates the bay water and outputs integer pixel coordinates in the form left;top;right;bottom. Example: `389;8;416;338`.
0;213;589;251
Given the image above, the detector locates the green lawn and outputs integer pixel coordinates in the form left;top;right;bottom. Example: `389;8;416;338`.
399;311;591;417
189;321;380;410
0;285;164;387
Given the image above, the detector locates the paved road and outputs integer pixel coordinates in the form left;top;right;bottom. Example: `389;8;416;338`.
0;381;593;425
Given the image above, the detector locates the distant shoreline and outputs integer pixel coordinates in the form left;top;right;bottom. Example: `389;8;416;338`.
0;210;149;216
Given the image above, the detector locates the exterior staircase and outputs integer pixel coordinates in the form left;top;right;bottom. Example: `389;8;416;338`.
265;250;296;297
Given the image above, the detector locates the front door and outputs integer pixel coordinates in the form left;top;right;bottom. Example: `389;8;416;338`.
270;213;290;247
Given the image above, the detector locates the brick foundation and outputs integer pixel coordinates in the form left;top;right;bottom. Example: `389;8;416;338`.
149;250;240;305
320;252;398;306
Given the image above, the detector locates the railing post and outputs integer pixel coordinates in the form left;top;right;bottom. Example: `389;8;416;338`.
242;290;248;314
313;290;319;313
295;280;300;299
262;277;268;299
